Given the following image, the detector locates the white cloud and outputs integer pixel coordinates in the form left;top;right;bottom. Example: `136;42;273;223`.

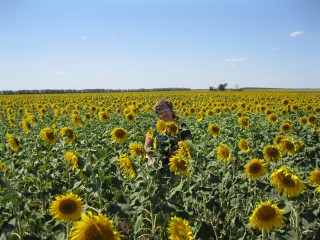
229;64;237;67
226;58;246;62
290;31;303;38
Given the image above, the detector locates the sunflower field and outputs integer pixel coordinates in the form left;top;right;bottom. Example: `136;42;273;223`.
1;90;320;240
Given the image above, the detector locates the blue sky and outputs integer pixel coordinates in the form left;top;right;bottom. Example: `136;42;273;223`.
0;0;319;90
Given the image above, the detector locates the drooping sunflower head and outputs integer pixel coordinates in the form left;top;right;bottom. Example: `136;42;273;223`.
238;138;250;153
71;114;83;127
250;201;285;232
309;169;320;186
244;159;267;179
177;141;191;158
63;151;79;171
129;142;146;161
69;211;120;240
49;192;83;221
22;118;31;134
263;145;281;162
156;119;166;135
6;133;20;152
169;155;190;177
274;135;286;146
216;143;232;163
40;127;56;144
167;216;193;240
208;124;221;136
118;154;136;179
238;116;250;129
111;127;128;143
60;127;76;143
166;121;179;136
270;166;305;197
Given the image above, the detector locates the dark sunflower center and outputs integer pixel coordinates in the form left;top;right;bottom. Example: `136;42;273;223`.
87;224;114;240
116;130;125;138
250;164;261;173
47;131;55;140
258;206;276;221
60;201;75;214
282;175;295;187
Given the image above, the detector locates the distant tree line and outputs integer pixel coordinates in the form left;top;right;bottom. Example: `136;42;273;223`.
209;83;228;91
0;87;192;95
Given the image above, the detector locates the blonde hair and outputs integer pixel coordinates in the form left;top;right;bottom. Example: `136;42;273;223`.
153;99;176;118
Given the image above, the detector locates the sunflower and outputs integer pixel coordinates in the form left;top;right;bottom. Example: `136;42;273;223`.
177;141;191;158
270;166;305;197
250;201;285;232
111;127;128;143
208;124;221;136
279;122;292;133
26;114;37;124
298;117;307;126
125;112;135;122
129;142;146;161
64;151;79;171
156;119;166;134
268;114;278;124
307;114;318;127
147;127;155;139
244;159;267;179
238;116;250;129
118;154;136;179
274;135;286;146
84;113;91;121
262;145;281;162
169;154;190;177
40;127;56;144
238;138;250;153
71;114;83;127
308;169;320;186
69;211;120;240
167;216;193;240
279;138;296;155
166;121;179;136
60;127;76;143
216;143;232;163
6;133;20;152
49;192;83;221
22;118;31;134
98;111;110;123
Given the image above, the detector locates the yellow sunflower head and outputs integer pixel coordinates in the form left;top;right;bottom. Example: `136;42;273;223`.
49;192;83;221
262;145;281;162
279;122;292;133
111;127;128;143
274;135;286;146
249;201;285;232
177;141;191;158
279;138;296;155
238;116;250;129
270;166;305;197
6;133;20;152
40;127;56;144
63;151;79;171
244;159;267;179
238;138;250;153
98;111;110;123
268;114;278;124
169;154;190;177
129;142;146;161
22;118;31;134
118;154;136;179
156;119;166;135
208;124;221;136
69;211;120;240
309;169;320;186
167;216;193;240
216;143;232;163
71;114;83;127
307;114;318;127
166;121;179;136
125;112;135;123
59;127;76;143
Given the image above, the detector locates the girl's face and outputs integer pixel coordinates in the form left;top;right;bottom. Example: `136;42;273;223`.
158;107;173;122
